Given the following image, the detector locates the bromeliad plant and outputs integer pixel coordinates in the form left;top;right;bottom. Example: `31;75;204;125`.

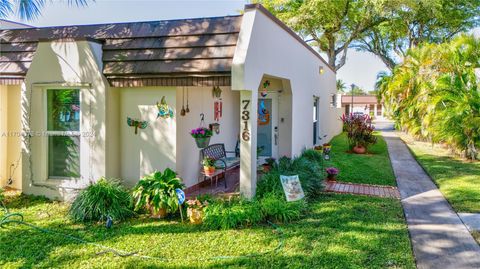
341;113;377;153
132;168;185;218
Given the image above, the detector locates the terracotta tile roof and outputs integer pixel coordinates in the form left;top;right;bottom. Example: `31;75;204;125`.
0;15;242;85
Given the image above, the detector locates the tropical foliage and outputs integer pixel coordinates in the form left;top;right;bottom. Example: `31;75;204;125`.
69;178;134;223
379;35;480;159
132;168;185;214
0;0;91;21
336;79;347;93
341;114;377;150
357;0;480;70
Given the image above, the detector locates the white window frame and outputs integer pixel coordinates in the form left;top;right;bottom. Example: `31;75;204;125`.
44;88;82;180
313;96;320;145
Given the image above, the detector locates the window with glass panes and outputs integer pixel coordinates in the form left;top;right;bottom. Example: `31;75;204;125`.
46;89;80;178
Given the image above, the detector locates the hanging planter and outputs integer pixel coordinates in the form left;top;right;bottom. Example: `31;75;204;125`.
193;135;211;148
190;114;213;148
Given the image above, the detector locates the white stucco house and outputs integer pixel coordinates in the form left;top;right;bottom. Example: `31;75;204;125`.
0;4;342;200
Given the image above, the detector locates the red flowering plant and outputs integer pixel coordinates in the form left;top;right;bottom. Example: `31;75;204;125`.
341;113;377;151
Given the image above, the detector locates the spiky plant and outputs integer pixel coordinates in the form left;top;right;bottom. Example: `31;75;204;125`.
69;178;134;223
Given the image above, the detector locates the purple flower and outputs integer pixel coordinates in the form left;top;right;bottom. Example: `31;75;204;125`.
326;167;339;175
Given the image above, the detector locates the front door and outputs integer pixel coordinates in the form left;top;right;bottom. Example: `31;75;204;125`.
257;93;278;162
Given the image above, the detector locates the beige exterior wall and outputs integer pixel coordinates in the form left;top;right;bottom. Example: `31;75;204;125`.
0;86;6;187
232;8;342;198
176;86;240;187
22;39;112;200
0;85;22;189
117;86;239;188
119;87;176;187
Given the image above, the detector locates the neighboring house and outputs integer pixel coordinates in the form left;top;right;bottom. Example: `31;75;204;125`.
0;19;33;29
340;95;384;118
0;4;342;200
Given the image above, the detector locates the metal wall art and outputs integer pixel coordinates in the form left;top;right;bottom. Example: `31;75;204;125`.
127;117;148;135
213;86;223;122
157;96;174;119
260;80;270;97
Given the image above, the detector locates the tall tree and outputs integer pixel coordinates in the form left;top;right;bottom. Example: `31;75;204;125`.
356;0;480;70
336;79;347;93
258;0;390;71
0;0;90;21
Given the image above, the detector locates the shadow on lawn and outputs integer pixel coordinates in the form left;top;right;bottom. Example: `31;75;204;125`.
0;194;411;268
413;151;480;212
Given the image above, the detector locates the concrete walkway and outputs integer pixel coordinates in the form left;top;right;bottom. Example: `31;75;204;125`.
383;130;480;269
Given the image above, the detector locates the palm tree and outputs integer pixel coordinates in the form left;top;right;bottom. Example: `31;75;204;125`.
0;0;90;21
380;34;480;159
336;79;347;93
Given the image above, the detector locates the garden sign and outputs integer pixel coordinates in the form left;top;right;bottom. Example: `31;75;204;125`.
280;175;305;202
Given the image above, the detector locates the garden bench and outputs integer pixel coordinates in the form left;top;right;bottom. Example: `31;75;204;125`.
199;143;240;188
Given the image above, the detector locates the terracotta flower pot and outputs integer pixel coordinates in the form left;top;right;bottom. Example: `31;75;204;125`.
353;145;367;154
326;174;337;181
262;164;271;172
149;206;167;219
204;166;216;176
187;208;204;224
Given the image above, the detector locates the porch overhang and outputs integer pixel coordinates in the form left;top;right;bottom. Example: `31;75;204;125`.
0;76;24;85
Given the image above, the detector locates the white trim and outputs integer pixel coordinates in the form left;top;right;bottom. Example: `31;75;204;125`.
43;88;82;181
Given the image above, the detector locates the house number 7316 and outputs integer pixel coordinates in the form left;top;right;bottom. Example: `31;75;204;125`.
241;100;250;141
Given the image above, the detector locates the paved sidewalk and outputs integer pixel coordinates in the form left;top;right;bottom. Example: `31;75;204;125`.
383;131;480;269
324;181;400;199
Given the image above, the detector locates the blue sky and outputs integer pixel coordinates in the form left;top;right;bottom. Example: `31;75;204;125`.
6;0;477;91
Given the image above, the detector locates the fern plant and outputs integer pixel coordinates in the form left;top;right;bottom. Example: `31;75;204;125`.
132;168;185;215
69;178;134;223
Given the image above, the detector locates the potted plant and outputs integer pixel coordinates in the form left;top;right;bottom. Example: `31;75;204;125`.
341;114;377;154
202;157;216;176
190;127;213;148
314;145;323;153
262;157;276;172
186;199;209;224
132;168;185;218
325;167;339;181
322;143;332;155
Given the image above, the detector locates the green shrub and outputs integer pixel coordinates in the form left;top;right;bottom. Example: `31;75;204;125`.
259;193;307;223
256;170;284;199
0;189;4;205
69;178;134;223
203;198;263;229
132;168;185;214
258;155;323;200
301;149;323;163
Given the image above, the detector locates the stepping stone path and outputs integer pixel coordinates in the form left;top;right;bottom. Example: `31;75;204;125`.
324;181;400;199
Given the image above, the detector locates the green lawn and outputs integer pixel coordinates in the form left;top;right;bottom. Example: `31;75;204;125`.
403;138;480;213
328;132;397;186
0;194;414;268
